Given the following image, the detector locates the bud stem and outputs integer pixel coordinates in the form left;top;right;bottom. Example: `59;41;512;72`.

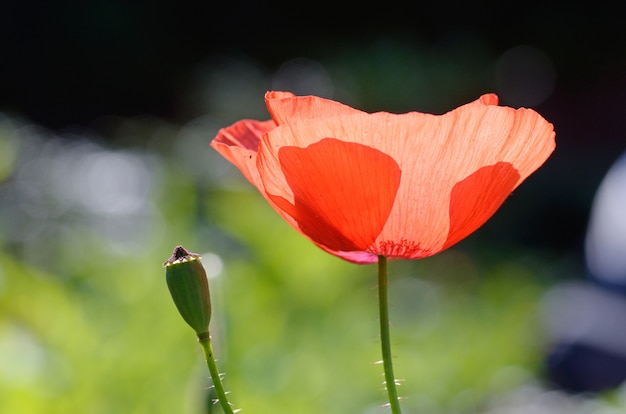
378;255;402;413
197;332;236;414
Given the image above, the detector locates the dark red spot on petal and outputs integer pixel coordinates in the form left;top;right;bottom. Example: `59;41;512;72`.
268;138;401;252
443;162;520;250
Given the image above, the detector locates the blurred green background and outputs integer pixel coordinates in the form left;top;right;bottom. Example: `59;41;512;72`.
2;1;626;413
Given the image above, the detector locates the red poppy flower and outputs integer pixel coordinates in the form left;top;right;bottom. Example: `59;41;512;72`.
211;91;555;264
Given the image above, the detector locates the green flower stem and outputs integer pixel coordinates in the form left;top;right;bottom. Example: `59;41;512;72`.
378;255;402;414
197;332;236;414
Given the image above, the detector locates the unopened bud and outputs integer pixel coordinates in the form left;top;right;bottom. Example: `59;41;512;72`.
163;245;211;336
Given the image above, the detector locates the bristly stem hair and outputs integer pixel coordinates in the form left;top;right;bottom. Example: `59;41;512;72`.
197;332;237;414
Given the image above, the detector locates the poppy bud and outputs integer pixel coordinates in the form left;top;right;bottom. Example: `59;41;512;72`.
163;245;211;336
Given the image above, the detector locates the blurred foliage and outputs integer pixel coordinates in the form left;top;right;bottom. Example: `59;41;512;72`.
1;43;625;414
0;181;556;414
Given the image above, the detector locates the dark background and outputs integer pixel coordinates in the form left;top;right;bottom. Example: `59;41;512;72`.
2;0;626;255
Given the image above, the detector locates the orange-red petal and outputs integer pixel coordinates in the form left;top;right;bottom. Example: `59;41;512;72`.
265;91;364;126
265;138;401;253
210;119;275;191
257;93;554;261
371;96;555;259
211;92;555;263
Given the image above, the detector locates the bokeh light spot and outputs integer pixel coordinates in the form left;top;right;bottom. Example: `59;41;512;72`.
495;45;556;107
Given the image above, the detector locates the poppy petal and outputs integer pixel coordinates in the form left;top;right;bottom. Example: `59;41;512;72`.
371;99;555;259
262;138;401;253
212;92;555;263
478;93;499;105
265;91;364;126
210;119;275;191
